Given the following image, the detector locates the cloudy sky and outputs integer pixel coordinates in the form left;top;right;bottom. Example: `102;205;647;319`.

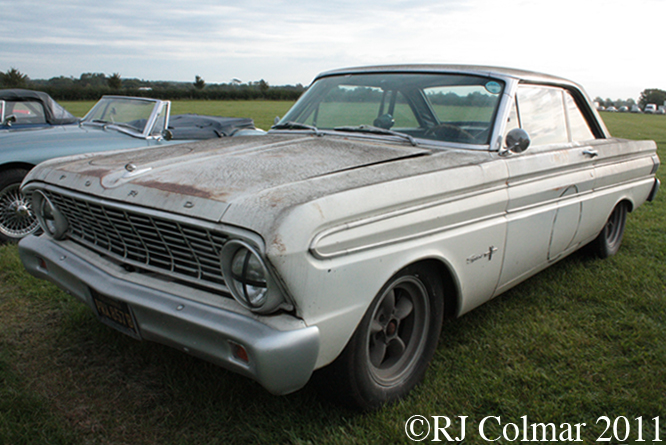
1;0;663;100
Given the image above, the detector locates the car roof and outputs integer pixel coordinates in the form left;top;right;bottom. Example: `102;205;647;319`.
315;64;581;90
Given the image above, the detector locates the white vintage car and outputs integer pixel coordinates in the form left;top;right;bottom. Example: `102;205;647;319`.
18;65;660;409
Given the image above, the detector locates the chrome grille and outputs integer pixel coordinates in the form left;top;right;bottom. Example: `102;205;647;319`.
44;190;229;291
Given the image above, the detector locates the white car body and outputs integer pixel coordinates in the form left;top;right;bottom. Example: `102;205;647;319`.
18;65;660;409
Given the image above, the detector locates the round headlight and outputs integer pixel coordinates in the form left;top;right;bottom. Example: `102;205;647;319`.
221;240;285;313
33;190;68;240
230;247;268;308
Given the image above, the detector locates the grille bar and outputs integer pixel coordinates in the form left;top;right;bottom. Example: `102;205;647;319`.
45;190;230;292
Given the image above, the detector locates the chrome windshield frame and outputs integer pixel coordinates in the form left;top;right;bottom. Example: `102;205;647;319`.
81;96;171;139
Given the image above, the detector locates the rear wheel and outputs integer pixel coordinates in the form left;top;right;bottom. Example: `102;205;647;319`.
318;264;444;410
589;202;628;258
0;168;39;243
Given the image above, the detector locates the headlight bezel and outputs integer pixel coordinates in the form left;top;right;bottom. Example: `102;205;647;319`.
32;190;69;240
221;239;288;314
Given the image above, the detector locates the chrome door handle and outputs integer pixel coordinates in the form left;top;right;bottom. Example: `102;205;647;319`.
582;149;599;158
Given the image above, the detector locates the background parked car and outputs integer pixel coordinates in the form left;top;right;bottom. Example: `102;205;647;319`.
0;89;79;130
0;95;261;242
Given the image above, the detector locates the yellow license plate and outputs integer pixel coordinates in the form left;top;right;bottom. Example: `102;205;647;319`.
91;290;140;339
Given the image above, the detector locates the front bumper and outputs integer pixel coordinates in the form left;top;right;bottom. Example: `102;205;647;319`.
18;235;320;395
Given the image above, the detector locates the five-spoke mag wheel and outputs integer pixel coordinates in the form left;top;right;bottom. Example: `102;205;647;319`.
318;264;444;410
366;275;430;387
589;202;628;258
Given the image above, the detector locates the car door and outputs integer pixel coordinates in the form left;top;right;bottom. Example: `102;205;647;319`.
495;85;597;295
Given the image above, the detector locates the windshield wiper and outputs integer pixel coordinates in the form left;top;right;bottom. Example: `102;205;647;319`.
272;121;322;135
109;122;142;132
82;119;108;126
333;125;418;146
82;119;143;135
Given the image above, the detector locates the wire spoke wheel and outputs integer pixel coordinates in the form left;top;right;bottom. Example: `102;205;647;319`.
0;170;40;241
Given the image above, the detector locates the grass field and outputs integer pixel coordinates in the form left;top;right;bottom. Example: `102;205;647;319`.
1;108;665;444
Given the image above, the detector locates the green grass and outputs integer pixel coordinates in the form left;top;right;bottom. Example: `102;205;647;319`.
1;108;665;444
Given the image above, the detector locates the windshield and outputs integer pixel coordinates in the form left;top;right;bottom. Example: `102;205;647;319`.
83;97;158;135
277;72;505;145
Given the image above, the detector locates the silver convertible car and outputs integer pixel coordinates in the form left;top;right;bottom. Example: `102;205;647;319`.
18;65;660;409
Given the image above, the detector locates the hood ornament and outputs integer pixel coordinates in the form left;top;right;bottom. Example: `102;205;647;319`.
125;163;137;172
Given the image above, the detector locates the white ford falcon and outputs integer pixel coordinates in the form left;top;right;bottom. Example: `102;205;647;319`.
18;65;660;409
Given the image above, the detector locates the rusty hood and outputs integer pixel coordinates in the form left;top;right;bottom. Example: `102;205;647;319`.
24;133;438;223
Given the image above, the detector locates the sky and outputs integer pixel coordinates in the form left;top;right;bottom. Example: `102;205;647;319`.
1;0;663;101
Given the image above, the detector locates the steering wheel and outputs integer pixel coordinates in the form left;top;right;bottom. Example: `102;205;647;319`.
424;123;476;143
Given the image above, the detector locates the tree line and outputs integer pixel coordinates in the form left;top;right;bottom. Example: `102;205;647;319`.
595;88;666;110
3;67;665;107
0;68;305;101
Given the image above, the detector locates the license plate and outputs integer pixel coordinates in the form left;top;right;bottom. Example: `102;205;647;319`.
91;290;140;339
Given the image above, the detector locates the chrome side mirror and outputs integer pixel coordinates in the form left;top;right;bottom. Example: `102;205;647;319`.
501;128;531;155
2;114;17;127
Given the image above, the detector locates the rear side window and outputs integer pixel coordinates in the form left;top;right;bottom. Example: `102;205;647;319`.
516;86;568;146
511;85;597;147
5;100;47;125
564;91;595;141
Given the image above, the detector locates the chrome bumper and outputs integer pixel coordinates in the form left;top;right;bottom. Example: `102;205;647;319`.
18;235;320;395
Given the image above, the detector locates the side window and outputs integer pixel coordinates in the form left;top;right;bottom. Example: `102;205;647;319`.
516;86;568;146
8;101;47;124
564;91;595;141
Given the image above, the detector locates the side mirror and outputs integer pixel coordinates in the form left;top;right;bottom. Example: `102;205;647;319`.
2;114;17;127
163;129;173;141
503;128;531;154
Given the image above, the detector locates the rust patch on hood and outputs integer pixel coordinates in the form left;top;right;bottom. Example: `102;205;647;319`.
68;168;112;179
136;180;214;199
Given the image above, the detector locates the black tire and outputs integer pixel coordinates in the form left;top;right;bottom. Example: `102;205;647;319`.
317;264;444;410
0;168;39;243
589;202;628;259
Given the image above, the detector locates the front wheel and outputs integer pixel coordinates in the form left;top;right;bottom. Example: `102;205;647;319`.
318;264;444;410
0;168;39;243
589;202;628;259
